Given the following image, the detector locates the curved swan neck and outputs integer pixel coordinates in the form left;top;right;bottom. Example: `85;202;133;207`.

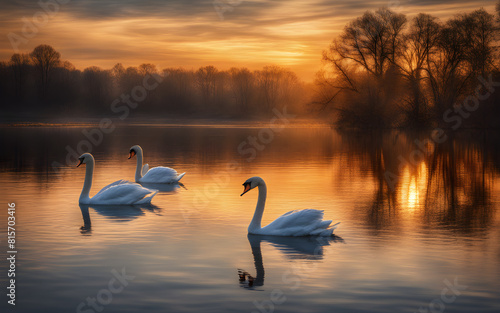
135;148;144;181
80;159;94;203
248;180;267;232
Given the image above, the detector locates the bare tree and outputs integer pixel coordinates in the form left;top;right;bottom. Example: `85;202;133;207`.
424;10;495;117
318;8;407;127
398;14;441;125
196;66;218;107
256;65;282;109
161;67;196;113
83;66;112;111
138;63;158;76
229;67;254;112
461;9;496;76
111;63;125;79
327;8;407;79
9;53;31;99
30;44;60;99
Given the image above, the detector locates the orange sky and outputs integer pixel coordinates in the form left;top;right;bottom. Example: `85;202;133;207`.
0;0;496;81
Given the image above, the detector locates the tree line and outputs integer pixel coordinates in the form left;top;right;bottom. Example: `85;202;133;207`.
0;44;309;119
1;5;499;127
313;5;500;128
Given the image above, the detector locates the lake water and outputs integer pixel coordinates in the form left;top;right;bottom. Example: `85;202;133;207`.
0;124;499;313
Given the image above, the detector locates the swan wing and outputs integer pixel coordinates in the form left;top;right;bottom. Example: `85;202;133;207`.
94;179;130;197
262;209;338;236
91;180;158;205
140;166;182;183
266;209;324;228
142;164;149;176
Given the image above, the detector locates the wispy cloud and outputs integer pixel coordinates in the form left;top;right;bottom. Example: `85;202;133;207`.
0;0;495;80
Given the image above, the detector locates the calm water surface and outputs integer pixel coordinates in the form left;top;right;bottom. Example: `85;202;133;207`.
0;125;499;313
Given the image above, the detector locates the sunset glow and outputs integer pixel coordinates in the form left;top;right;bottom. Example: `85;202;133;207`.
0;0;496;80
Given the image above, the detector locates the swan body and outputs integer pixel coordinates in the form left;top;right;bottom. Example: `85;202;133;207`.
129;145;185;184
241;177;340;236
77;153;158;205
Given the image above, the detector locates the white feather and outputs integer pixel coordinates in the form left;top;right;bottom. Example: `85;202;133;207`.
91;180;158;205
140;167;185;184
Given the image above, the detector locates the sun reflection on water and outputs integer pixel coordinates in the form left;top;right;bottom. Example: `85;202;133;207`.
399;162;428;214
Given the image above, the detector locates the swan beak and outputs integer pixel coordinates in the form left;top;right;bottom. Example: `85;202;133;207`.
128;150;136;159
76;158;84;167
241;183;251;196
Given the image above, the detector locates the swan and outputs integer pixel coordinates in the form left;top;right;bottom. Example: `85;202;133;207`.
77;153;158;205
129;145;185;184
241;177;340;236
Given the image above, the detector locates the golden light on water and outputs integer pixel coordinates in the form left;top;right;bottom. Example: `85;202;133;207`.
399;162;428;213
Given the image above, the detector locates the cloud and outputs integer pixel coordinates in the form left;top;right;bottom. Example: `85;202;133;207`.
0;0;496;80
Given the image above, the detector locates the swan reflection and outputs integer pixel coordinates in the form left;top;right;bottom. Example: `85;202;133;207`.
79;203;162;234
79;205;92;234
238;234;344;289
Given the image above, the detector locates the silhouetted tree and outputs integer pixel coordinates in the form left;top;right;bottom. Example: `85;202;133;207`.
138;63;158;76
196;66;218;108
316;6;499;128
160;67;196;114
111;63;125;91
462;9;496;76
398;14;441;126
318;8;407;128
10;53;31;100
50;61;81;111
328;8;406;79
256;65;283;109
0;61;11;110
30;44;60;100
229;67;254;113
82;66;112;112
425;13;473;117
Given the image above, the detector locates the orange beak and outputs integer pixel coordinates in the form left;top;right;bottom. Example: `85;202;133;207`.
241;184;251;196
128;150;136;159
77;158;84;167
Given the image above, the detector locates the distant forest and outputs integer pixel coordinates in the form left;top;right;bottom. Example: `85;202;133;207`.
1;4;500;128
0;45;310;120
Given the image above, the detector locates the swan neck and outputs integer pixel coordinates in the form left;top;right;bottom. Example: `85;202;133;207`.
80;160;94;203
249;182;267;232
135;149;143;181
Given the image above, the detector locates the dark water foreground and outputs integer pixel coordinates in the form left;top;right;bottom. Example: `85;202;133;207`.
0;125;499;313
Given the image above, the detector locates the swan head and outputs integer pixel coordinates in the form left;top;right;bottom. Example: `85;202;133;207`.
77;153;94;167
241;177;264;196
128;145;142;159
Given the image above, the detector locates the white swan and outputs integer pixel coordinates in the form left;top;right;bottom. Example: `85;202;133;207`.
129;145;185;184
77;153;158;205
241;177;340;236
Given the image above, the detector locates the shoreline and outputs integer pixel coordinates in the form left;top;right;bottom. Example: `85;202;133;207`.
1;117;500;131
0;117;331;128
